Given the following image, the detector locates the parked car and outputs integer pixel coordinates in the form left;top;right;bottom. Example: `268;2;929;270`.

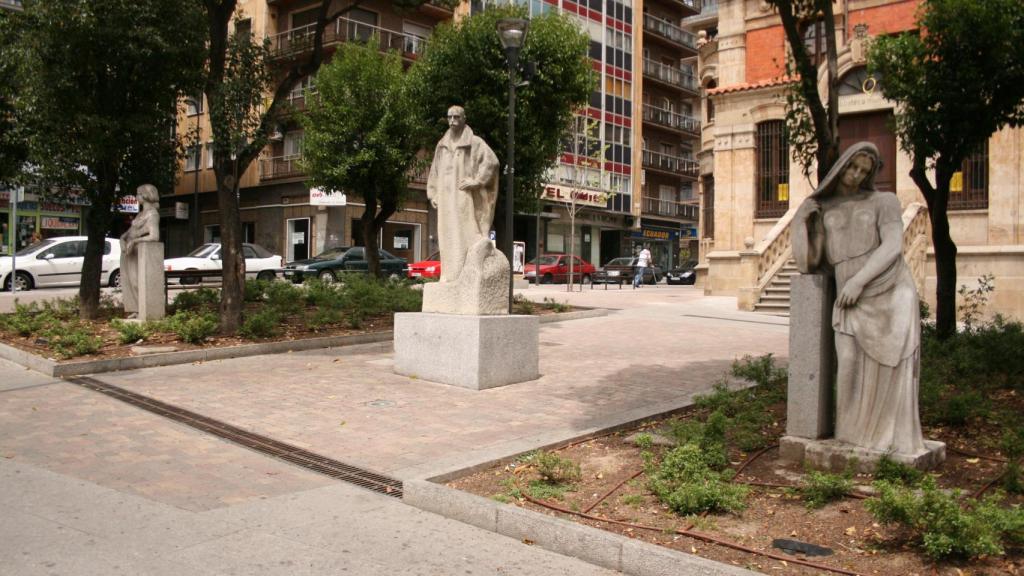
598;257;662;285
524;254;597;284
281;246;407;283
1;236;121;291
665;260;698;285
406;251;441;280
164;243;283;284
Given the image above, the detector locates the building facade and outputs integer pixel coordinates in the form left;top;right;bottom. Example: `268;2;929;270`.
692;0;1024;318
168;0;707;271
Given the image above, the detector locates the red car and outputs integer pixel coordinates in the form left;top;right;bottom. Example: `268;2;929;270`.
524;254;597;284
406;251;441;280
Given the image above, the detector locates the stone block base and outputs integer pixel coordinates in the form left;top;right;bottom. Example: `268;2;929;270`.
780;436;946;473
393;312;539;390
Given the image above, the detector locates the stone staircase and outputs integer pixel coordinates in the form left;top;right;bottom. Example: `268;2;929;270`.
753;259;798;316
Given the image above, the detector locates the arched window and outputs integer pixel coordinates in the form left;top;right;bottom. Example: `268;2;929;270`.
756;120;789;218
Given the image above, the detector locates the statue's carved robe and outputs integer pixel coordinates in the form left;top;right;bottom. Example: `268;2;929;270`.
426;126;499;282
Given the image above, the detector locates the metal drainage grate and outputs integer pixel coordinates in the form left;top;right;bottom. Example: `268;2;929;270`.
67;376;403;498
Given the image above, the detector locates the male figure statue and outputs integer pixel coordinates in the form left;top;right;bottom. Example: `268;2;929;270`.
423;105;509;315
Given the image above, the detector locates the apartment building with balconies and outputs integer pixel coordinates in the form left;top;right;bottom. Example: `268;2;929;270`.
168;0;453;264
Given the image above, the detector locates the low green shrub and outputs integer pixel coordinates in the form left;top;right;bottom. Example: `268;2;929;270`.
532;450;581;484
526;479;574;501
801;469;853;509
41;322;101;358
512;294;536;315
110;318;151;345
1;302;50;336
866;476;1024;560
303;278;345;308
306;307;344;330
646;442;748;515
633;432;654;450
873;455;924;486
1001;427;1024;494
541;297;570;313
263;281;304;316
172;288;219;312
162;310;218;344
41;297;79;321
239;309;280;340
244;279;271;302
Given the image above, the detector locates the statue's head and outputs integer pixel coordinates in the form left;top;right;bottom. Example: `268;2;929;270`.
137;184;159;205
814;142;882;198
447;105;466;130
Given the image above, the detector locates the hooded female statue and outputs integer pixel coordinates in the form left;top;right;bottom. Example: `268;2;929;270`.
792;142;927;457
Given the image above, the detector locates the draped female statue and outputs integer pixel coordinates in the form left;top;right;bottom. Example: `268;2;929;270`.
792;142;927;457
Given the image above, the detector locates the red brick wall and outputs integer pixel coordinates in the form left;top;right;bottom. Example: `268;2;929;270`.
746;26;787;84
848;1;920;37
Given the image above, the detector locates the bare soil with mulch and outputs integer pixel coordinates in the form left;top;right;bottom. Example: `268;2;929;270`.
449;393;1024;576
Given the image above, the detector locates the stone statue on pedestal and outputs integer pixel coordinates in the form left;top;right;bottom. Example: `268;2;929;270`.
791;142;934;463
120;184;164;320
422;105;509;315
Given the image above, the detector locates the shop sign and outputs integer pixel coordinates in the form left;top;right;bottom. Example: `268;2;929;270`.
541;184;607;208
681;226;698;238
310;187;347;206
175;202;189;220
41;216;79;230
116;195;139;213
631;228;679;241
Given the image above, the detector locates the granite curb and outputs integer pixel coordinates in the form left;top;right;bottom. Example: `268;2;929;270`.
403;479;758;576
0;307;609;377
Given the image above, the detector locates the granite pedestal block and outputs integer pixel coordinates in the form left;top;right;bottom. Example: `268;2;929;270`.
786;274;834;439
780;435;946;473
136;242;166;321
394;312;539;390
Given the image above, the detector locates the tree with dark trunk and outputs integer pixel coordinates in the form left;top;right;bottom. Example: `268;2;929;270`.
14;0;205;318
199;0;456;333
768;0;842;183
301;38;418;278
869;0;1024;338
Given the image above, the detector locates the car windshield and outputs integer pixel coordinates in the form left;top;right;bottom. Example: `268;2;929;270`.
529;256;560;265
427;252;440;261
245;243;274;258
605;257;633;266
15;239;57;257
187;244;219;258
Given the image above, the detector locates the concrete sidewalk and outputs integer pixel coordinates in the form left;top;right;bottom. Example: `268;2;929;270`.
0;288;788;575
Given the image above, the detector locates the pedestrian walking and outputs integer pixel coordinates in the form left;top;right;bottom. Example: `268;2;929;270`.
634;244;652;288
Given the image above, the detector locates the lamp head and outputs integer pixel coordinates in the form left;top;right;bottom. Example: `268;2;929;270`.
496;18;529;52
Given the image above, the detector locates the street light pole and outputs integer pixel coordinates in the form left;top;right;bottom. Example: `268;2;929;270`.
497;18;529;314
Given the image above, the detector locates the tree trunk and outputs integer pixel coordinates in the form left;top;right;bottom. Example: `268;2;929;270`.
78;189;115;320
911;156;959;340
361;209;380;278
214;162;245;333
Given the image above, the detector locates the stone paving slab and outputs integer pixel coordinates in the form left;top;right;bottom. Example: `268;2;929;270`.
93;292;788;481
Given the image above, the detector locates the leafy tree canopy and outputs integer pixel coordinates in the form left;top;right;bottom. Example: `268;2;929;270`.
0;11;27;188
407;5;594;213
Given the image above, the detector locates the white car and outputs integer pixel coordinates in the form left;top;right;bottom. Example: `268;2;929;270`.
164;243;283;284
1;236;122;291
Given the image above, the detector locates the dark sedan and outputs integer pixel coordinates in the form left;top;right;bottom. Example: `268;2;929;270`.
598;257;662;284
665;260;698;285
281;246;407;283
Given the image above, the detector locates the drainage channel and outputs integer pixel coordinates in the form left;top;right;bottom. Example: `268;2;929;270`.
67;376;403;498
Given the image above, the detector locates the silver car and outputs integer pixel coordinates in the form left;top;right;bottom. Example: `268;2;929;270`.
0;236;122;291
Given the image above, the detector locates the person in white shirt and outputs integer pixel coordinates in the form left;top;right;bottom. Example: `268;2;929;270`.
634;244;652;288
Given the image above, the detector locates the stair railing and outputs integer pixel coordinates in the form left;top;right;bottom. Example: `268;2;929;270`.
901;202;930;297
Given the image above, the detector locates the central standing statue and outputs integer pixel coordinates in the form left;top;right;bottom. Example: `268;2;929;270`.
423;105;510;315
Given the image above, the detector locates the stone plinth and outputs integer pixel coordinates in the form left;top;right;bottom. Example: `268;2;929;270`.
780;435;946;473
136;242;166;321
394;312;539;390
786;274;834;439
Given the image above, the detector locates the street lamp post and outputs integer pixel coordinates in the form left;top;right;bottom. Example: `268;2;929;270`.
497;17;528;314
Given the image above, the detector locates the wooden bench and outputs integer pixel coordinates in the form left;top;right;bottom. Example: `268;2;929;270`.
164;270;228;289
590;271;625;290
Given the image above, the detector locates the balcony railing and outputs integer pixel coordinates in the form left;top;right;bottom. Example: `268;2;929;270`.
642;59;698;93
268;17;429;60
642;197;699;220
642;149;699;177
642;105;700;135
642;14;698;51
259;155;304;180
